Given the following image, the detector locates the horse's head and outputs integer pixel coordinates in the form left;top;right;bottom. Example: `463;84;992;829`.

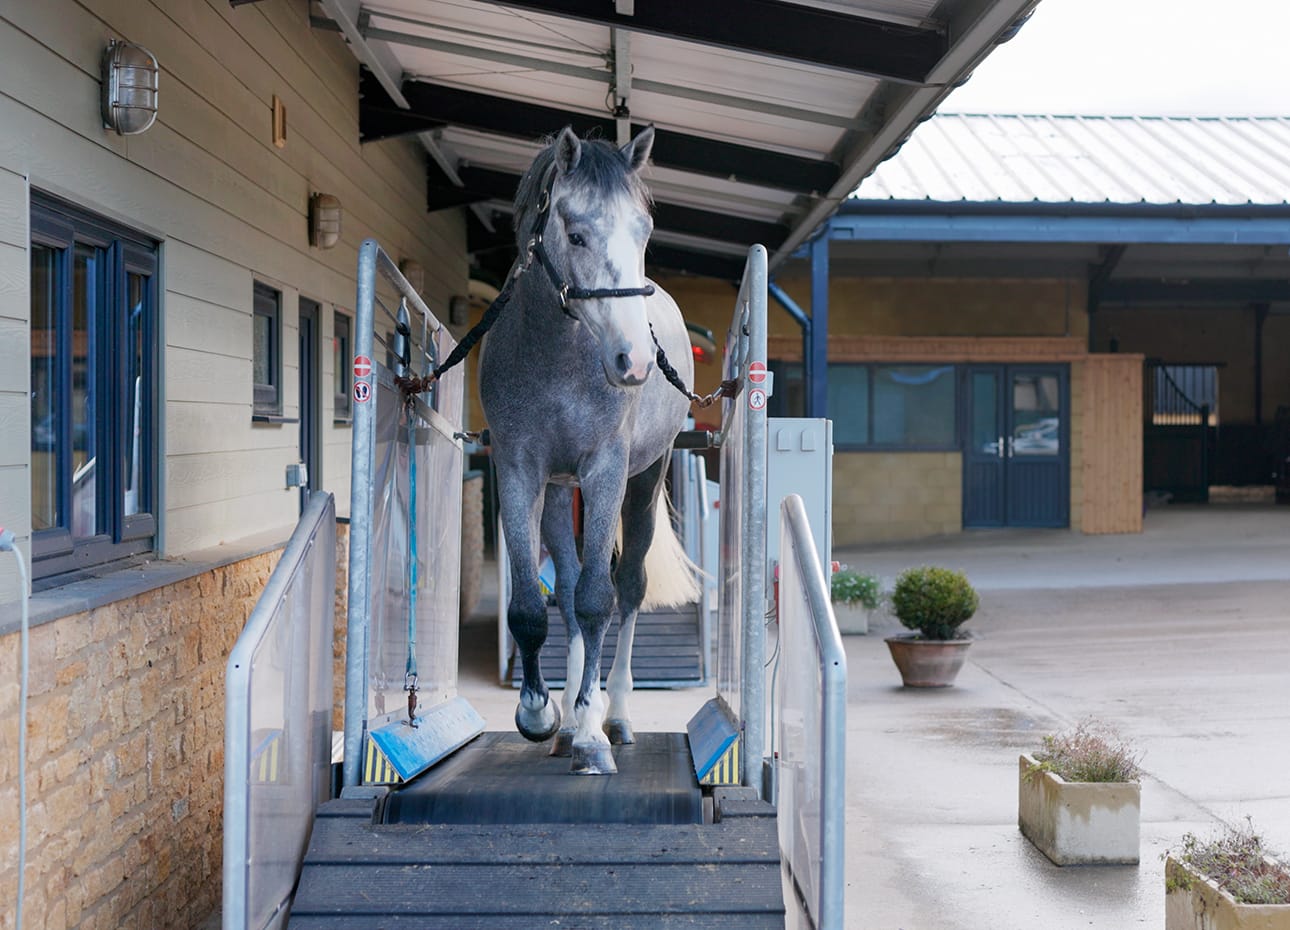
518;126;657;388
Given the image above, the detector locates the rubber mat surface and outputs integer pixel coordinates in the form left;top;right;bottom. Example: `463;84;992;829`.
382;731;703;825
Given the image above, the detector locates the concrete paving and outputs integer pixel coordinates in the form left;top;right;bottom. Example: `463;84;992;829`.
458;503;1290;930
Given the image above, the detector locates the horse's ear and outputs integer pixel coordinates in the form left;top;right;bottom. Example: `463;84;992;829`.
554;126;581;175
621;125;654;173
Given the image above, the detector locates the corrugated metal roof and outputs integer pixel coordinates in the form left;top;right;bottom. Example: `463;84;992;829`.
315;0;1041;277
852;114;1290;206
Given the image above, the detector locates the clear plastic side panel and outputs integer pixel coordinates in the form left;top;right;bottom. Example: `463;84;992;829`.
776;515;825;919
715;301;750;720
225;495;336;930
366;358;464;728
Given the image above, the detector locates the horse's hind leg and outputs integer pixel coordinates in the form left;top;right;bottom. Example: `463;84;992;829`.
498;465;561;742
541;483;582;757
605;453;669;746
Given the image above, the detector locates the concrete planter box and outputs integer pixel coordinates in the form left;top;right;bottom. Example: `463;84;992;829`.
1165;855;1290;930
1018;754;1140;865
833;602;871;635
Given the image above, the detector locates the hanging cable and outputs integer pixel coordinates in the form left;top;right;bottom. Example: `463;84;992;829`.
1;527;28;930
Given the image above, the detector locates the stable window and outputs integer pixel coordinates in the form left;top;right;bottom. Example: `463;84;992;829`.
1150;363;1219;426
333;310;351;422
252;282;282;417
30;193;158;581
773;362;958;449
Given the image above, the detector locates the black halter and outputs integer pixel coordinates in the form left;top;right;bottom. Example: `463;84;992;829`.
522;166;656;318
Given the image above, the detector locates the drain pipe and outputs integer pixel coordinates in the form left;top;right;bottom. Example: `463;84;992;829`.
768;281;812;411
0;527;28;930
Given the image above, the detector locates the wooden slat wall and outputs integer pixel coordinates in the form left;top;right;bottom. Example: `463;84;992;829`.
0;0;467;575
1079;355;1144;534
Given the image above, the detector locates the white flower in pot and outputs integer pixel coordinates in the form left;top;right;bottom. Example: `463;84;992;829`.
830;566;881;635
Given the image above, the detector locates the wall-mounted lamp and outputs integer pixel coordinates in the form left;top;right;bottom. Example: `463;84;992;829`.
309;193;342;249
399;259;425;295
449;295;470;326
101;40;159;135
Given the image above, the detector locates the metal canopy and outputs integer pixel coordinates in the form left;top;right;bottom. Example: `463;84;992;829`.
309;0;1039;280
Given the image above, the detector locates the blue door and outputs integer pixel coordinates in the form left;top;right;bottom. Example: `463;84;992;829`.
963;365;1069;528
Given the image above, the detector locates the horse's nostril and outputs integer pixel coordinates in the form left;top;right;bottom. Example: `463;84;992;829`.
615;352;632;375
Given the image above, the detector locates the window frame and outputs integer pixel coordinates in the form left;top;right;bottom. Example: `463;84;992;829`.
29;192;158;581
333;309;352;423
252;281;283;417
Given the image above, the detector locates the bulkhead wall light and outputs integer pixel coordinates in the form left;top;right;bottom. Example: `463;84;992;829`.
101;40;159;135
309;193;342;249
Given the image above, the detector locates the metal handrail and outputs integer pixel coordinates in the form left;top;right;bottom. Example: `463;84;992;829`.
779;493;847;930
224;491;336;930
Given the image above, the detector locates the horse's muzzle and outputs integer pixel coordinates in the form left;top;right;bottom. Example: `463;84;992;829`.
605;350;653;387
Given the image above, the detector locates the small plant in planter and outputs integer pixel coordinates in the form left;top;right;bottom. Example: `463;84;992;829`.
884;566;978;687
1019;718;1143;865
1164;819;1290;929
830;567;881;635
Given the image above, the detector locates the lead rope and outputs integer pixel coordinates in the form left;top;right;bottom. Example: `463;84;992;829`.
649;322;738;408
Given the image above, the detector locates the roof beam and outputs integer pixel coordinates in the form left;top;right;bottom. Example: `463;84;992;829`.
827;212;1290;246
1099;279;1290;304
443;165;789;249
362;73;840;194
477;0;946;84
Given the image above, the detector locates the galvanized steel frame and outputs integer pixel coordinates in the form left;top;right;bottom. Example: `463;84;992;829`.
342;238;460;788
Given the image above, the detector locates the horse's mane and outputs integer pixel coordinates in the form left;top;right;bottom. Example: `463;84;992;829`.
513;134;652;247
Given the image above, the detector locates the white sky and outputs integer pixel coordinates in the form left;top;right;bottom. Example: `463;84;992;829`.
941;0;1290;116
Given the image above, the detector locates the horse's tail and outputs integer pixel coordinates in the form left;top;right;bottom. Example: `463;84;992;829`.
639;498;703;610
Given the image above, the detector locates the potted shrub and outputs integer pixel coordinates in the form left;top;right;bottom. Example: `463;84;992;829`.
831;566;881;635
1019;718;1143;865
885;566;978;687
1165;819;1290;929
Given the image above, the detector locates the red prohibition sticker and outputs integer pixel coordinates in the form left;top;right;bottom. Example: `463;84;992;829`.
353;355;372;379
353;380;371;404
748;360;767;384
748;388;767;411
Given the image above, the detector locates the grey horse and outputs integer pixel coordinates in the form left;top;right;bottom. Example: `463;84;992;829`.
481;126;700;775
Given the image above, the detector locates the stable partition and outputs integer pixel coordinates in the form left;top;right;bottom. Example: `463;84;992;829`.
342;239;477;789
776;493;847;930
223;492;336;930
714;243;770;790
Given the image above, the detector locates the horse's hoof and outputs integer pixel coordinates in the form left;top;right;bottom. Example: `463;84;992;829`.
603;718;635;745
571;744;618;775
515;701;561;742
549;729;576;757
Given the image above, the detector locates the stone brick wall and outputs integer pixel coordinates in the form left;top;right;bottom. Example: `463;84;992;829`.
0;551;278;930
832;452;962;545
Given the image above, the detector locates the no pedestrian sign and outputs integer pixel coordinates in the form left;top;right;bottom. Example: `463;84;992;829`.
748;388;766;411
353;381;371;404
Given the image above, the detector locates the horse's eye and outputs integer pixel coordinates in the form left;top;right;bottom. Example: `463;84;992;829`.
567;232;586;248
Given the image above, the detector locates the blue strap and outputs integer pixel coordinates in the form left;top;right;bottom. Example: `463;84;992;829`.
405;408;418;682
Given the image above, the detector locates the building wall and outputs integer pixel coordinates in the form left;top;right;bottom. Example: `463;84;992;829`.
0;0;466;608
659;273;1127;542
0;552;277;930
0;2;467;928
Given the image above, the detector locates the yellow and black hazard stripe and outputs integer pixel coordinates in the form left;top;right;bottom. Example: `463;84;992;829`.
699;738;740;786
364;738;402;785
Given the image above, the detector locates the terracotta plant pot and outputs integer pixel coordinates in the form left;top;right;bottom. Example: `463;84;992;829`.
1018;754;1140;865
884;634;972;687
1165;855;1290;929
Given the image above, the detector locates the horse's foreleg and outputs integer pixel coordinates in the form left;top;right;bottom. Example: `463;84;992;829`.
606;454;669;746
499;468;561;743
541;483;582;757
570;461;629;775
